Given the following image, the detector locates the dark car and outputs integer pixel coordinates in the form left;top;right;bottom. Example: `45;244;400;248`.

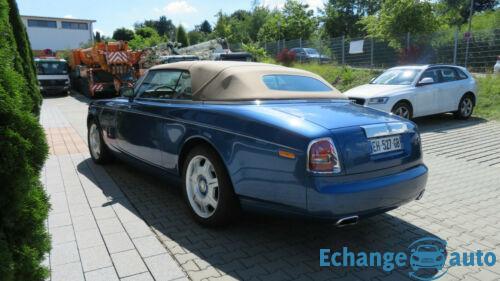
290;48;330;63
87;61;427;226
212;52;253;62
159;55;200;64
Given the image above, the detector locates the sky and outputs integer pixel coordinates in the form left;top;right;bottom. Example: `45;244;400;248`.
17;0;326;36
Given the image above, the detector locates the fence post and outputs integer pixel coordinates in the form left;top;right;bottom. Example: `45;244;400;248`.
341;35;345;65
464;35;470;67
453;28;458;65
299;38;303;63
406;32;410;51
370;37;374;68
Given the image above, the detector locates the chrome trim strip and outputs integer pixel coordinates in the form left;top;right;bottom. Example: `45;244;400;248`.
361;122;410;138
91;105;302;152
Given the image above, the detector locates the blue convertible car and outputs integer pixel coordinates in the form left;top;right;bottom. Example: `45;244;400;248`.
87;61;427;226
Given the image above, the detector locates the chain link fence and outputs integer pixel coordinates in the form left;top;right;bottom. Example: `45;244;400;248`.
232;29;499;73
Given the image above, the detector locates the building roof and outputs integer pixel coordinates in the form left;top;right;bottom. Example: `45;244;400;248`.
21;15;96;23
150;61;344;101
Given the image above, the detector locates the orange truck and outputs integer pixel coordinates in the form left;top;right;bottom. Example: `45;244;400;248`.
69;41;142;98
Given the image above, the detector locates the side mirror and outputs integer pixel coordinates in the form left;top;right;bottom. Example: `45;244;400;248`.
120;87;135;101
418;77;434;86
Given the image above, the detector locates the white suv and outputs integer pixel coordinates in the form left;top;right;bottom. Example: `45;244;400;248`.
344;65;477;119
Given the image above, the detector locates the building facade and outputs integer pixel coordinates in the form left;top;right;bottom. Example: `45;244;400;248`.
21;15;95;51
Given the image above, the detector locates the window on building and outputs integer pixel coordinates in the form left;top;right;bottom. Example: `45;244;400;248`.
61;21;88;30
27;19;57;28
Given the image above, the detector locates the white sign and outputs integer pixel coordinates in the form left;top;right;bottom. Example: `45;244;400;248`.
349;40;364;54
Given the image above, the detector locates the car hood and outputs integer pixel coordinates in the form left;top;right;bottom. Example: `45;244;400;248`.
269;101;400;130
344;84;411;98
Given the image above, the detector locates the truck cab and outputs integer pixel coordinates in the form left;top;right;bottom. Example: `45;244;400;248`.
35;57;71;95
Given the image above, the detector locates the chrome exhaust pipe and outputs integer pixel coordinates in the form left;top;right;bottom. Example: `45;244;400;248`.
335;215;359;227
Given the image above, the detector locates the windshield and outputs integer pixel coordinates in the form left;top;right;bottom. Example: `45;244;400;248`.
371;69;420;85
262;75;332;92
417;245;439;252
36;61;68;75
305;48;319;55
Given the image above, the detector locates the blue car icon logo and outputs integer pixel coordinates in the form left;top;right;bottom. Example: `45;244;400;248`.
408;237;448;281
410;245;445;271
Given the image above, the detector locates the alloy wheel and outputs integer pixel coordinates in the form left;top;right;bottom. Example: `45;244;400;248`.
185;155;219;218
394;106;410;119
460;97;473;117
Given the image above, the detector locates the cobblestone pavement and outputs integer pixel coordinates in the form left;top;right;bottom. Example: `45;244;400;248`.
41;96;187;281
41;95;500;281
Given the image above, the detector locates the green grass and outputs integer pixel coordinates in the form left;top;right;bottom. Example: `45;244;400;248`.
277;61;500;121
474;75;500;120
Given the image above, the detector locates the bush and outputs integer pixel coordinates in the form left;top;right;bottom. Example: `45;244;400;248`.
242;42;267;62
475;75;500;120
276;48;296;66
292;63;381;92
7;0;41;115
0;0;50;280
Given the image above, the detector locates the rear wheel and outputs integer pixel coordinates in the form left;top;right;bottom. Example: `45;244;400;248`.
454;94;474;119
182;145;239;226
392;101;413;119
87;119;112;164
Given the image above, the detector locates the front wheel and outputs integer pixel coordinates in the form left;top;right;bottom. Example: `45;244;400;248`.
392;101;413;119
454;95;474;119
182;145;239;226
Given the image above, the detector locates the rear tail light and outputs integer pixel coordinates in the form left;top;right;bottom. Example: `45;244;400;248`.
307;138;341;173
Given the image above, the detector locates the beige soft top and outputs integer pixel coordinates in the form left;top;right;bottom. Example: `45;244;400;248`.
149;61;345;101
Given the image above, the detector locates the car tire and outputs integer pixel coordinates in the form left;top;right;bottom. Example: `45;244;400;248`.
182;145;240;226
87;119;113;164
392;101;413;119
454;94;474;119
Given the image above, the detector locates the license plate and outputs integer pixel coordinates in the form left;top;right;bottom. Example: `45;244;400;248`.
370;135;402;155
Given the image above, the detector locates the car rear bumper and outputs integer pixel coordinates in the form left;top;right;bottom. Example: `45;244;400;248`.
307;164;427;220
40;86;70;94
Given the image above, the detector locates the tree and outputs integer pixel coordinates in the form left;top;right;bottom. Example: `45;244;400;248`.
257;12;285;42
157;16;176;37
135;26;157;38
134;17;176;38
7;0;41;115
361;0;439;48
176;25;189;47
248;6;270;42
95;31;101;42
281;0;318;40
1;1;50;280
198;20;212;34
320;0;381;38
188;30;204;45
112;27;134;41
436;0;498;26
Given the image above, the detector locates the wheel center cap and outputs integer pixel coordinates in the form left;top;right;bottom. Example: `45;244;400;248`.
197;176;208;195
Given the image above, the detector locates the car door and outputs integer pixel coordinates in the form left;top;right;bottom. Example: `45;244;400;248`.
153;71;196;172
435;67;463;112
116;70;184;167
414;68;440;116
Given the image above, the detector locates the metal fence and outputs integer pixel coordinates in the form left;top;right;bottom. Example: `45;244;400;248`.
232;29;500;73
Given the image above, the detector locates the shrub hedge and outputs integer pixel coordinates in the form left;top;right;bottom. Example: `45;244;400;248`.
0;0;50;280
